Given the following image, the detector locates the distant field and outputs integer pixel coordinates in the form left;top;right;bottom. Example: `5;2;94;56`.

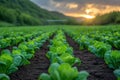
0;25;120;80
0;25;120;32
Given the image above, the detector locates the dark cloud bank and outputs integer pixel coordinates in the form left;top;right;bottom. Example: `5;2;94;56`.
31;0;120;17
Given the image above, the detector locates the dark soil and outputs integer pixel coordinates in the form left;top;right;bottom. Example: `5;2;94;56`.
10;35;54;80
112;46;120;50
0;48;2;53
66;34;116;80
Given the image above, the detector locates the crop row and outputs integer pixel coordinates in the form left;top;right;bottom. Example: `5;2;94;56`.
0;32;52;80
0;32;25;39
85;31;120;49
0;31;43;49
39;30;89;80
66;30;120;80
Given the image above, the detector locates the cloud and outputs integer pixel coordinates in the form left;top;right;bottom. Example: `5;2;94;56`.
31;0;120;17
66;3;78;9
30;0;51;10
53;0;120;6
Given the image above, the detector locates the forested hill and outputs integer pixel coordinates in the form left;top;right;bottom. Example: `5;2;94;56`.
0;0;71;26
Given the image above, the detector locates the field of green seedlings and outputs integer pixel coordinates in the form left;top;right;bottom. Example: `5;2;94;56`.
0;25;120;80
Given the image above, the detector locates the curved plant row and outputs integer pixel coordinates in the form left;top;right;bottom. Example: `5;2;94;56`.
0;32;53;80
0;31;43;49
86;31;120;49
0;32;25;39
66;30;120;80
39;30;89;80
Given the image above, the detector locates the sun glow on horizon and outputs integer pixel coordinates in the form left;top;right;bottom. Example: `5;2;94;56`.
64;13;95;19
81;14;95;19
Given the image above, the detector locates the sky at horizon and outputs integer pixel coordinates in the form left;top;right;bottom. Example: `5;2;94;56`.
31;0;120;18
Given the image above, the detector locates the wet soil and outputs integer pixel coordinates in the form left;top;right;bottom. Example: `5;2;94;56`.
10;35;54;80
66;34;116;80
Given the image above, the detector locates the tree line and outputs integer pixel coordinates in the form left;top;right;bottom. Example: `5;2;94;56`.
84;11;120;25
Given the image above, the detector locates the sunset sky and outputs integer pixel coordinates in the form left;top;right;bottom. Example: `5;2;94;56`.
31;0;120;19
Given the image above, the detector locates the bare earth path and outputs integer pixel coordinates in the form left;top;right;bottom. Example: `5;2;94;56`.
66;34;116;80
10;35;54;80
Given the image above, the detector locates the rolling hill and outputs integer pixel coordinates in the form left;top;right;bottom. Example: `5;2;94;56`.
0;0;72;26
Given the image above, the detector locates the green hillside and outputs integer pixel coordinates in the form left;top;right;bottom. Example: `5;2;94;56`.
0;0;71;26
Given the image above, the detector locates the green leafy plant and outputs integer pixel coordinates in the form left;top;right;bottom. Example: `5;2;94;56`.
105;50;120;69
113;40;120;49
88;41;111;58
39;63;89;80
0;38;11;48
114;69;120;80
12;48;30;66
50;53;81;66
0;74;10;80
0;50;17;74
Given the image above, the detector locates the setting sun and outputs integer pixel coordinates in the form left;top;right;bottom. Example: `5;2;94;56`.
81;14;95;19
64;13;95;19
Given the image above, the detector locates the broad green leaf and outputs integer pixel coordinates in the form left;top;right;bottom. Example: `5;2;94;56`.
114;69;120;80
76;71;89;80
39;73;51;80
58;63;78;80
48;63;61;80
0;74;10;80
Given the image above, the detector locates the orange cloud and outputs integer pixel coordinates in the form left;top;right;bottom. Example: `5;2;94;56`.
64;4;120;18
84;4;120;15
66;3;78;9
